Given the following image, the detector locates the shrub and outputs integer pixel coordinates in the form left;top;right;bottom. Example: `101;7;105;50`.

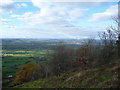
10;62;43;86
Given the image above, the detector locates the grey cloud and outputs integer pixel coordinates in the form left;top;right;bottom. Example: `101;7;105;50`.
0;4;17;12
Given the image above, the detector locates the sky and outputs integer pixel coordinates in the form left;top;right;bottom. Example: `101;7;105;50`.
0;0;119;39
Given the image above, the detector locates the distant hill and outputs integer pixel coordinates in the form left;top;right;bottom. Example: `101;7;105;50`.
2;39;88;50
2;38;101;51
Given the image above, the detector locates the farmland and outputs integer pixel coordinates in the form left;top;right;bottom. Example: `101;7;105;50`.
2;50;49;87
2;39;82;87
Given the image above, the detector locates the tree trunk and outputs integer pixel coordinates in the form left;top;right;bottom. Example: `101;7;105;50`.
117;34;120;57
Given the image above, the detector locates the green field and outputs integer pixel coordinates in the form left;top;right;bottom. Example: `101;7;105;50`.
2;50;49;87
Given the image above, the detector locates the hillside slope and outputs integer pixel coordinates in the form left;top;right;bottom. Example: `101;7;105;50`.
14;59;120;88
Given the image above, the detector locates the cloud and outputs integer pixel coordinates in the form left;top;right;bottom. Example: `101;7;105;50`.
11;2;88;28
0;0;28;14
89;5;118;22
16;3;28;9
0;18;10;24
0;0;15;13
0;18;10;22
69;8;88;20
11;12;32;20
20;3;28;7
31;0;118;9
9;1;112;39
31;0;93;9
31;0;118;2
0;0;13;6
2;1;117;39
1;24;106;39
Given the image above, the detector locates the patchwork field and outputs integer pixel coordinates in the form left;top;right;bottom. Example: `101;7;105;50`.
2;50;49;87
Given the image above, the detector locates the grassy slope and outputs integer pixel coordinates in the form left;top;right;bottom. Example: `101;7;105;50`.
14;59;120;88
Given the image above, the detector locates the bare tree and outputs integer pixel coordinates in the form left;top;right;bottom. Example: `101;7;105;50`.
98;15;120;62
110;15;120;58
48;43;75;76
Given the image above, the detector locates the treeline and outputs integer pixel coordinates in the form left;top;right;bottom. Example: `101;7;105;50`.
9;17;120;87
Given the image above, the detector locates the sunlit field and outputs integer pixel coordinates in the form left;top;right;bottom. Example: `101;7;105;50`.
2;49;50;86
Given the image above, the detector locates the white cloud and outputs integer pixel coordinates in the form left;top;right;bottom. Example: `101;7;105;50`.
89;5;118;22
69;8;88;20
7;25;17;29
0;18;10;22
0;0;13;6
20;3;28;7
31;0;118;9
31;0;118;2
16;3;28;8
0;0;15;14
0;18;10;24
2;1;117;39
0;0;28;14
11;12;32;19
11;3;88;27
31;0;54;8
31;0;95;9
1;23;107;39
